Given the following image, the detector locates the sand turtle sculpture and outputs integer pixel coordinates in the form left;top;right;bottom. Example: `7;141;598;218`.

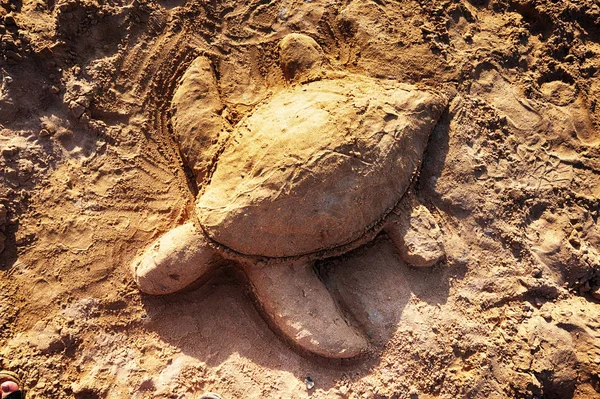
132;34;447;359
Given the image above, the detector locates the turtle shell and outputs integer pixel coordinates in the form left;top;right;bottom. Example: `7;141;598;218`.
196;77;446;258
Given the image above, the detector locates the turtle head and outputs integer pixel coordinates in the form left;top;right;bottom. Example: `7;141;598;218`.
279;33;330;83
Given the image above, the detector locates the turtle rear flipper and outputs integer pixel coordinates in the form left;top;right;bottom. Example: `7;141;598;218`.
133;223;220;295
242;261;368;359
385;193;445;267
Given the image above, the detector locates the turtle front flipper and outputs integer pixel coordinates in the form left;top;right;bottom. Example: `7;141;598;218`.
171;56;229;186
133;222;220;295
242;261;368;359
385;192;445;267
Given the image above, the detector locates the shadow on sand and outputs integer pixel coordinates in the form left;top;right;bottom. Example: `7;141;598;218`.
139;234;454;392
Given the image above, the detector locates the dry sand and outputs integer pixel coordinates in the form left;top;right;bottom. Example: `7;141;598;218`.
1;0;600;398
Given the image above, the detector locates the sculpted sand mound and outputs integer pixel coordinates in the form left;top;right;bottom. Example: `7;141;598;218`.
196;78;446;258
139;35;448;360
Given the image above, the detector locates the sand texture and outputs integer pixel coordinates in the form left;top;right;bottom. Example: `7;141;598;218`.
1;0;600;398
